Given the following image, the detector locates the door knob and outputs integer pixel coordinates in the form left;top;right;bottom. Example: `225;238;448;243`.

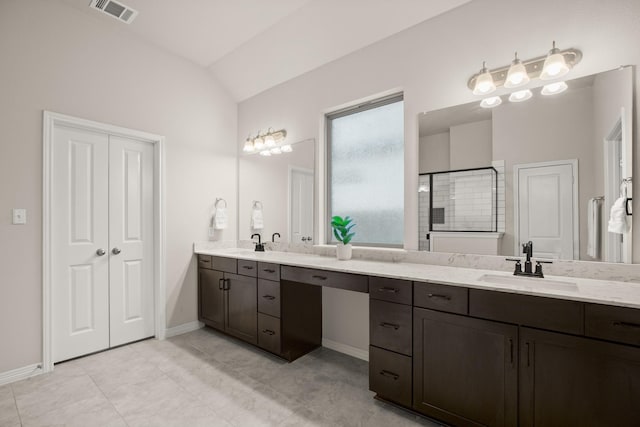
96;248;106;256
112;248;121;255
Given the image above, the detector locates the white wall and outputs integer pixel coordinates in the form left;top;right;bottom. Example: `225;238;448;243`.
0;0;237;373
237;0;640;352
449;120;492;170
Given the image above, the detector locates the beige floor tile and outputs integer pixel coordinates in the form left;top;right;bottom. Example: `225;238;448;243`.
20;394;126;427
0;385;20;427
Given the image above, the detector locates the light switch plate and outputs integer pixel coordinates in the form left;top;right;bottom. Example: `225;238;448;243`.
13;208;27;225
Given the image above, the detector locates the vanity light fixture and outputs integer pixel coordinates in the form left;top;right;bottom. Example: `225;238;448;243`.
541;81;568;96
504;52;530;88
244;128;290;156
480;96;502;108
281;145;292;153
472;62;496;95
540;41;570;80
242;135;255;152
254;133;265;150
509;89;533;103
467;42;582;93
270;147;282;154
259;150;271;156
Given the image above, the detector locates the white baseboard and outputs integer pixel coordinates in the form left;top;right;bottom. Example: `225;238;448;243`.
164;321;204;338
0;363;43;386
322;338;369;361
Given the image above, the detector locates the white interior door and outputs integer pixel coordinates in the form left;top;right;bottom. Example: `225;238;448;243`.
515;161;577;259
108;136;155;347
52;127;155;363
290;168;314;243
52;126;110;362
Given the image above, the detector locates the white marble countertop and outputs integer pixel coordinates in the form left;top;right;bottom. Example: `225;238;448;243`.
194;247;640;309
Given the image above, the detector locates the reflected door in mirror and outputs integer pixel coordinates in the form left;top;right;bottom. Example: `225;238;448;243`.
290;168;313;243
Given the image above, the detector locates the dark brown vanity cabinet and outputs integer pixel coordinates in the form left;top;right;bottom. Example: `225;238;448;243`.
198;255;257;345
413;308;518;427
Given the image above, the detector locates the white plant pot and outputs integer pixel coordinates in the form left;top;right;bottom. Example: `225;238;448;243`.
336;243;352;260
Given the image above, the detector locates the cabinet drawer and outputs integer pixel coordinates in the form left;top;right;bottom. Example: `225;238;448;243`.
258;279;281;318
470;289;584;335
237;259;257;277
370;299;412;356
258;313;281;355
258;262;280;281
198;255;213;269
281;265;368;293
414;282;468;315
369;346;412;408
209;256;237;274
369;277;412;305
586;304;640;346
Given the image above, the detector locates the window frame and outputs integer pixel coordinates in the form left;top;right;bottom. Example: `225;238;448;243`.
325;93;404;248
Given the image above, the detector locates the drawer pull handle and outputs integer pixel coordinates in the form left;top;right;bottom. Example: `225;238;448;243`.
379;370;399;380
261;329;276;336
613;321;640;329
218;278;224;290
427;293;451;300
378;287;399;293
200;259;210;263
263;268;276;273
312;275;327;281
242;265;254;270
380;322;400;330
262;295;276;300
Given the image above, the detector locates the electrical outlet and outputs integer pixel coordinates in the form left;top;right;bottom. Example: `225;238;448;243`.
12;208;27;225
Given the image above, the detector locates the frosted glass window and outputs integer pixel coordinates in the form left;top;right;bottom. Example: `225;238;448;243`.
327;95;404;246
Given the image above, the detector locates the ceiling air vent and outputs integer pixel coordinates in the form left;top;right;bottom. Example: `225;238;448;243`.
89;0;138;24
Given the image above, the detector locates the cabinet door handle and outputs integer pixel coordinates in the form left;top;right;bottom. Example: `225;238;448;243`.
312;275;327;281
509;338;514;366
379;370;399;380
525;342;531;367
261;329;275;336
263;268;276;273
242;265;254;270
427;293;451;300
218;278;224;290
378;287;399;293
613;321;640;329
380;322;400;330
262;295;276;300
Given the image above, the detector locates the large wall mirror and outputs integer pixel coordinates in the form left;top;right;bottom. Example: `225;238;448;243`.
238;139;315;244
418;67;633;263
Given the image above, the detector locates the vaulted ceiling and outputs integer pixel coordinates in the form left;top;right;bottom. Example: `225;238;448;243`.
60;0;471;101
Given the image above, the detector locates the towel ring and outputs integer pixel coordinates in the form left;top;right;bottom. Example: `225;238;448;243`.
215;198;227;209
253;200;263;209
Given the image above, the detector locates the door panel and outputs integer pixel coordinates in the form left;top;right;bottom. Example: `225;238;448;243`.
52;125;110;363
199;269;225;330
226;273;257;344
517;162;575;259
290;168;313;243
109;136;155;347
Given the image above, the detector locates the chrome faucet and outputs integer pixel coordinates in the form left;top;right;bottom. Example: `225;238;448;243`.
506;241;551;278
251;233;265;252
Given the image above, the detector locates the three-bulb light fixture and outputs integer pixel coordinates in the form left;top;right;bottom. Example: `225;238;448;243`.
243;128;292;156
468;41;582;108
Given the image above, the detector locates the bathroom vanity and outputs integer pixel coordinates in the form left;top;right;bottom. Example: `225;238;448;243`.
195;248;640;426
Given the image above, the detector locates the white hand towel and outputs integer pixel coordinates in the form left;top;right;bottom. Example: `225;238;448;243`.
586;198;601;259
607;196;628;234
214;207;228;230
251;207;264;230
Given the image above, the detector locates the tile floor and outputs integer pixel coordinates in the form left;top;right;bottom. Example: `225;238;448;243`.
0;328;441;427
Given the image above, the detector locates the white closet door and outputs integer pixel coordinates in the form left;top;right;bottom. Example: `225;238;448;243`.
52;126;110;363
108;135;155;347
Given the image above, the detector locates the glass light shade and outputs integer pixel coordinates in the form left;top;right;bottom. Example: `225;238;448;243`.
418;185;429;193
473;68;496;95
242;138;254;152
509;89;533;103
264;134;276;147
281;144;292;153
259;150;271;156
253;136;264;150
270;147;282;154
480;96;502;108
504;58;530;88
541;81;568;96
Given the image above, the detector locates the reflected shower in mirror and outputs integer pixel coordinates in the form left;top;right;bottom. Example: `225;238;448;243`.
418;66;633;262
239;139;315;244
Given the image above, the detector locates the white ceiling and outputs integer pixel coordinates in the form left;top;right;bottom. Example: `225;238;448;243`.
60;0;471;101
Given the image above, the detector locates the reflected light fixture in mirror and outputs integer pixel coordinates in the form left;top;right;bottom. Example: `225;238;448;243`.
281;144;292;153
509;89;532;102
541;81;568;96
480;96;502;108
472;62;496;95
540;41;570;80
504;52;530;88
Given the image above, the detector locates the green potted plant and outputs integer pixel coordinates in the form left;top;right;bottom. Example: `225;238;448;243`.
331;215;355;260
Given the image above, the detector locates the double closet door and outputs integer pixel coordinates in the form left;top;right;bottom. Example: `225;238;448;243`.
52;125;155;363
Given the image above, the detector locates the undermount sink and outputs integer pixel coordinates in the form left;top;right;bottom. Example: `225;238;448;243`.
478;274;577;290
